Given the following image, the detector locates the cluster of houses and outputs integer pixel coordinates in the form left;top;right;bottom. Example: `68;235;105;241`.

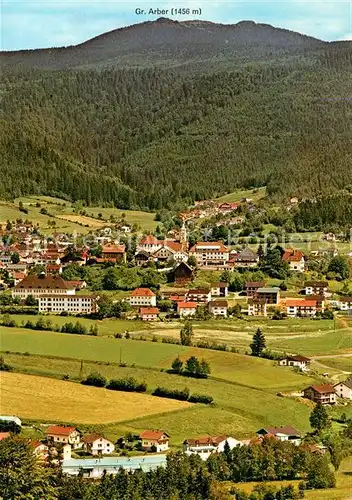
1;417;322;479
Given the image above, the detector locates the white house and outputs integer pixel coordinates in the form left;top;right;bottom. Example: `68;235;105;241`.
46;426;81;449
210;282;228;297
208;300;228;317
334;379;352;400
137;235;163;254
247;298;267;317
282;249;305;272
183;435;242;460
256;426;301;446
139;430;169;453
83;434;115;456
279;355;311;372
186;288;212;303
177;301;198;317
338;297;352;312
129;288;156;307
305;281;329;296
139;307;159;321
286;299;317;318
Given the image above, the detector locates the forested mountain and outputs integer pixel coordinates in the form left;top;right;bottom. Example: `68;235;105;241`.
1;19;351;209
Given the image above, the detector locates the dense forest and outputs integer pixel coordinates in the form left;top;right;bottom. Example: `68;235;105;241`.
1;19;351;209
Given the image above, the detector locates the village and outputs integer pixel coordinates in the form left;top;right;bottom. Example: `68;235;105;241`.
0;195;351;490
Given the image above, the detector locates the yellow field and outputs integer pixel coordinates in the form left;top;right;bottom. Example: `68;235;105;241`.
0;372;191;424
56;214;106;228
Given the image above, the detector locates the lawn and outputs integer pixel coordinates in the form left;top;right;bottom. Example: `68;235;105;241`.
216;187;266;203
314;357;352;373
2;196;157;234
0;372;191;424
5;314;146;337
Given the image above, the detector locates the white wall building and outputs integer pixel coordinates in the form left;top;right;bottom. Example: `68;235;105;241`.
38;295;98;314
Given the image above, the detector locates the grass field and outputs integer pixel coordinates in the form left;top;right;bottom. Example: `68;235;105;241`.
314;357;352;373
0;196;157;234
233;457;352;500
0;372;191;424
5;314;147;336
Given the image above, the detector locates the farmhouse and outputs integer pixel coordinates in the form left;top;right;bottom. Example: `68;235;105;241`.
256;426;301;445
189;241;229;268
31;441;49;461
46;426;81;448
101;243;126;263
334;379;352;400
305;281;329;296
256;287;280;305
244;281;265;298
247;298;267;317
183;435;242;460
303;385;336;405
279;355;311;371
129;288;156;307
139;307;160;321
208;300;228;317
173;261;194;285
210;282;228;297
177;301;198;317
139;430;169;452
282;249;305;272
12;273;75;299
231;247;259;268
83;434;115;456
186;288;211;303
285;299;317;318
135;250;150;267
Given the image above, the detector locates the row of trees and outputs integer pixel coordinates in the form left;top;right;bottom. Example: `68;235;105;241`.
170;356;211;378
0;435;343;499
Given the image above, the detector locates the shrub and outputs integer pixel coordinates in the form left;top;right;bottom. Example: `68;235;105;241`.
107;377;147;393
152;386;190;401
188;393;213;405
82;372;107;387
0;356;12;372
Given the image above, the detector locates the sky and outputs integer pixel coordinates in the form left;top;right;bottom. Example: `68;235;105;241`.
1;0;351;50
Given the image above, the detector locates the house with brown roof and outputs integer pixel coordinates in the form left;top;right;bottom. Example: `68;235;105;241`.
247;298;267;317
139;307;160;321
12;273;75;299
139;430;169;452
173;261;194;286
303;385;336;405
31;440;49;461
230;247;259;268
46;426;81;448
256;426;301;445
186;288;211;303
338;297;352;312
183;435;242;460
82;434;115;456
282;249;305;272
279;355;311;371
129;288;156;307
101;244;126;263
334;379;352;400
177;301;198;318
208;300;228;317
305;281;329;296
244;281;266;298
210;282;228;297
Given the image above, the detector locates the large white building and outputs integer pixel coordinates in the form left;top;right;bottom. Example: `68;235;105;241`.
183;436;242;460
12;274;75;299
189;241;229;268
38;294;98;314
128;288;157;307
